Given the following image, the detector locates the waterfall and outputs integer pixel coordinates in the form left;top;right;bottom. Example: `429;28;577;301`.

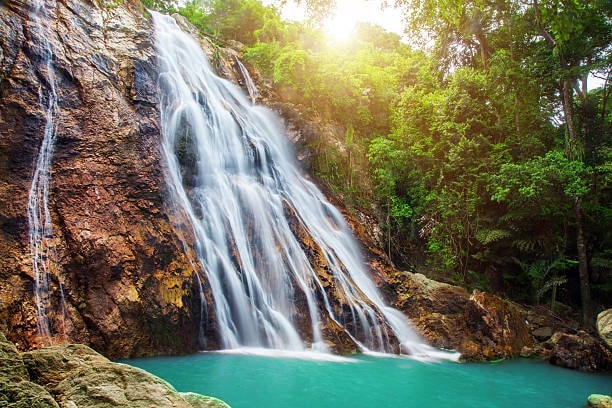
27;0;65;344
152;12;433;356
235;57;259;103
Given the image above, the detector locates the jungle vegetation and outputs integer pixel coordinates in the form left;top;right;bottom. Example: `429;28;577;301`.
143;0;612;325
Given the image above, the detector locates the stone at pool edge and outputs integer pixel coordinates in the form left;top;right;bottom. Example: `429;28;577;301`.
588;394;612;408
0;332;60;407
0;332;231;408
181;392;232;408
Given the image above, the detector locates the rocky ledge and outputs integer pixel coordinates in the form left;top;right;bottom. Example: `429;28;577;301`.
0;333;230;408
390;271;612;371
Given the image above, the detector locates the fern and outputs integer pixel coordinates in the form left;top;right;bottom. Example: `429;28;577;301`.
536;275;568;299
512;238;538;253
513;255;573;307
475;228;511;245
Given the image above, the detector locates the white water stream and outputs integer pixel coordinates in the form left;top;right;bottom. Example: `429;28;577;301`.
152;12;437;357
27;0;65;344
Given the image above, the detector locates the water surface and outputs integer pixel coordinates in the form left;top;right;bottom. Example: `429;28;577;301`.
124;351;611;408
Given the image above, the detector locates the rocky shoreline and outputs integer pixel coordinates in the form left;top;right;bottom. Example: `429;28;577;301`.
2;329;610;407
333;207;612;372
391;271;612;371
0;332;230;407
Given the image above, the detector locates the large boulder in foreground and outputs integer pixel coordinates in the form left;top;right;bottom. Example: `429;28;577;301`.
23;344;194;407
0;333;229;407
0;333;58;407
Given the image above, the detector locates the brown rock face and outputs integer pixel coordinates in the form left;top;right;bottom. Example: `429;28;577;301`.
463;290;535;359
545;331;612;372
377;269;535;361
0;0;207;357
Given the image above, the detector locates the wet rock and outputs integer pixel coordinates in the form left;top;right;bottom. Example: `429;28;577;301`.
532;326;553;341
382;270;534;361
545;331;612;372
464;290;535;359
588;394;612;408
180;392;232;408
597;309;612;349
0;0;207;357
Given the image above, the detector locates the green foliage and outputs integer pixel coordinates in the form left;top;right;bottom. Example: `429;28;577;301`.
513;256;575;309
177;0;611;311
178;1;212;33
175;0;277;45
141;0;178;13
273;46;311;88
491;150;590;206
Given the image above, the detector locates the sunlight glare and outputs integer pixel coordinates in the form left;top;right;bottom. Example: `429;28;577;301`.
263;1;404;41
323;14;356;42
263;0;404;42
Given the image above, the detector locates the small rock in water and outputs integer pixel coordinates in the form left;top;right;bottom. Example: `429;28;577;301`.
180;392;232;408
588;394;612;408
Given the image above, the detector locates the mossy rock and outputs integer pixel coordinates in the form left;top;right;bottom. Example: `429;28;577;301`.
588;394;612;408
0;379;59;408
180;392;232;408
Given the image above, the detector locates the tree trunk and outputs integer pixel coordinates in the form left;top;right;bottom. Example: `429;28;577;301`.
532;0;593;328
562;79;578;145
386;200;391;260
574;197;592;326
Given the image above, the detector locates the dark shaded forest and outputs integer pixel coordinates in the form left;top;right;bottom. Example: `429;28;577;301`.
144;0;611;326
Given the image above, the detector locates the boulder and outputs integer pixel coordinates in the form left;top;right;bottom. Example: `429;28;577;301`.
180;392;232;408
0;380;60;408
23;344;195;407
588;394;612;408
596;309;612;349
0;333;232;408
381;269;535;361
545;331;612;372
532;326;553;341
0;332;29;381
0;333;59;407
463;290;535;359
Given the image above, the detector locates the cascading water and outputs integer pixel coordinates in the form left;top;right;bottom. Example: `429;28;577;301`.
27;0;65;344
153;12;434;356
235;57;259;103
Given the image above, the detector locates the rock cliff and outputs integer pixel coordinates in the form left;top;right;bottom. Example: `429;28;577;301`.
0;0;206;357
